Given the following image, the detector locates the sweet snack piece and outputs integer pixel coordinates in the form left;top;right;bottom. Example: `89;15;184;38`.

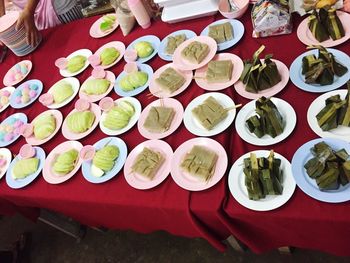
92;145;119;176
33;113;56;140
131;147;164;180
12;157;39;180
208;22;233;44
206;60;233;83
134;41;154;58
82;79;110;95
103;101;135;130
0;90;11;109
192;96;228;130
0;155;7;169
19;144;36;159
155;67;185;94
119;71;148;92
308;11;329;42
67;55;86;73
181;41;210;64
243;151;283;200
100;47;120;66
143;106;175;133
100;14;116;32
180;145;217;182
165;34;186;55
0;117;25;142
66;111;95;133
53;149;79;176
8;62;30;83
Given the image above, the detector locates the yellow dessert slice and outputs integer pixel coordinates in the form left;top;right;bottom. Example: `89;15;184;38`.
143;106;175;133
131;147;164;180
165;34;186;55
206;60;233;83
155;67;186;93
181;41;210;64
208;22;234;44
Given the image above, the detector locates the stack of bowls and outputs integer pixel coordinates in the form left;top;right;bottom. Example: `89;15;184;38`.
0;11;42;57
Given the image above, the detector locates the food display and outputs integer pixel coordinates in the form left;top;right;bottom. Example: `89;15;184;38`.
82;79;110;95
13;82;39;105
308;8;345;42
0;89;11;110
103;101;135;130
192;96;228;130
206;60;233;83
0;118;25;143
12;157;39;180
66;111;95;133
67;55;87;73
181;41;210;64
246;97;284;138
131;147;164;180
301;46;348;85
180;145;217;182
33;113;56;140
143;106;175;133
155;67;186;93
316;81;350;131
53;149;79;176
50;81;74;104
304;141;350;190
243;151;283;200
208;22;233;44
100;14;116;32
119;71;148;92
134;41;154;58
6;61;30;83
100;47;120;66
166;34;186;55
91;145;120;177
240;45;281;93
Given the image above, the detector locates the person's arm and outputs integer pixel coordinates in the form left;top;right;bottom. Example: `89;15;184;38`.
16;0;40;47
0;0;5;17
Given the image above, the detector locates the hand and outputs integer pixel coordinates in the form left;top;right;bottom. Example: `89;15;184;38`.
15;10;39;47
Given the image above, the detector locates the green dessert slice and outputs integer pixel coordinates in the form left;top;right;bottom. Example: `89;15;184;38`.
51;81;74;104
155;67;186;93
192;96;228;130
66;111;95;133
181;41;210;64
100;47;120;66
143;106;175;133
100;14;116;32
165;34;186;55
120;71;148;92
53;149;79;176
103;101;135;130
33;113;56;140
83;79;110;95
131;147;164;180
208;22;233;44
92;145;119;175
180;145;217;182
12;158;39;180
206;60;233;83
67;55;86;73
134;41;154;58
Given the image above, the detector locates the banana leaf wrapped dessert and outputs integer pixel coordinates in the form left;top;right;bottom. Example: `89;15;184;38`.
66;111;95;134
51;81;74;104
180;145;217;182
181;41;210;64
206;60;233;83
103;101;135;130
91;145;119;177
304;141;350;190
208;22;233;44
308;11;329;42
166;34;186;55
33;113;56;140
143;106;175;133
155;67;186;94
326;8;345;41
243;151;283;200
12;158;39;180
246;97;284;138
131;147;164;180
53;149;79;176
192;96;228;130
240;45;281;93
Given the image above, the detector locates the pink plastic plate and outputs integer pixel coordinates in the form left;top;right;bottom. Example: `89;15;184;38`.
194;53;244;91
62;103;101;140
42;141;83;184
89;14;119;38
93;41;126;69
3;60;32;87
25;110;63;146
137;98;184;140
173;36;218;71
297;11;350;48
124;139;173;190
234;59;289;100
79;71;115;102
149;63;193;98
171;137;228;191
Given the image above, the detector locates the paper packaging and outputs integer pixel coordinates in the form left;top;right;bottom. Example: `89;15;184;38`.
251;0;292;38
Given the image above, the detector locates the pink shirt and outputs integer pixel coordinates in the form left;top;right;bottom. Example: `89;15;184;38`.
12;0;61;30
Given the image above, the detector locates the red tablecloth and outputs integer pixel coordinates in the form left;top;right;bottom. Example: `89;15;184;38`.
0;12;231;251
